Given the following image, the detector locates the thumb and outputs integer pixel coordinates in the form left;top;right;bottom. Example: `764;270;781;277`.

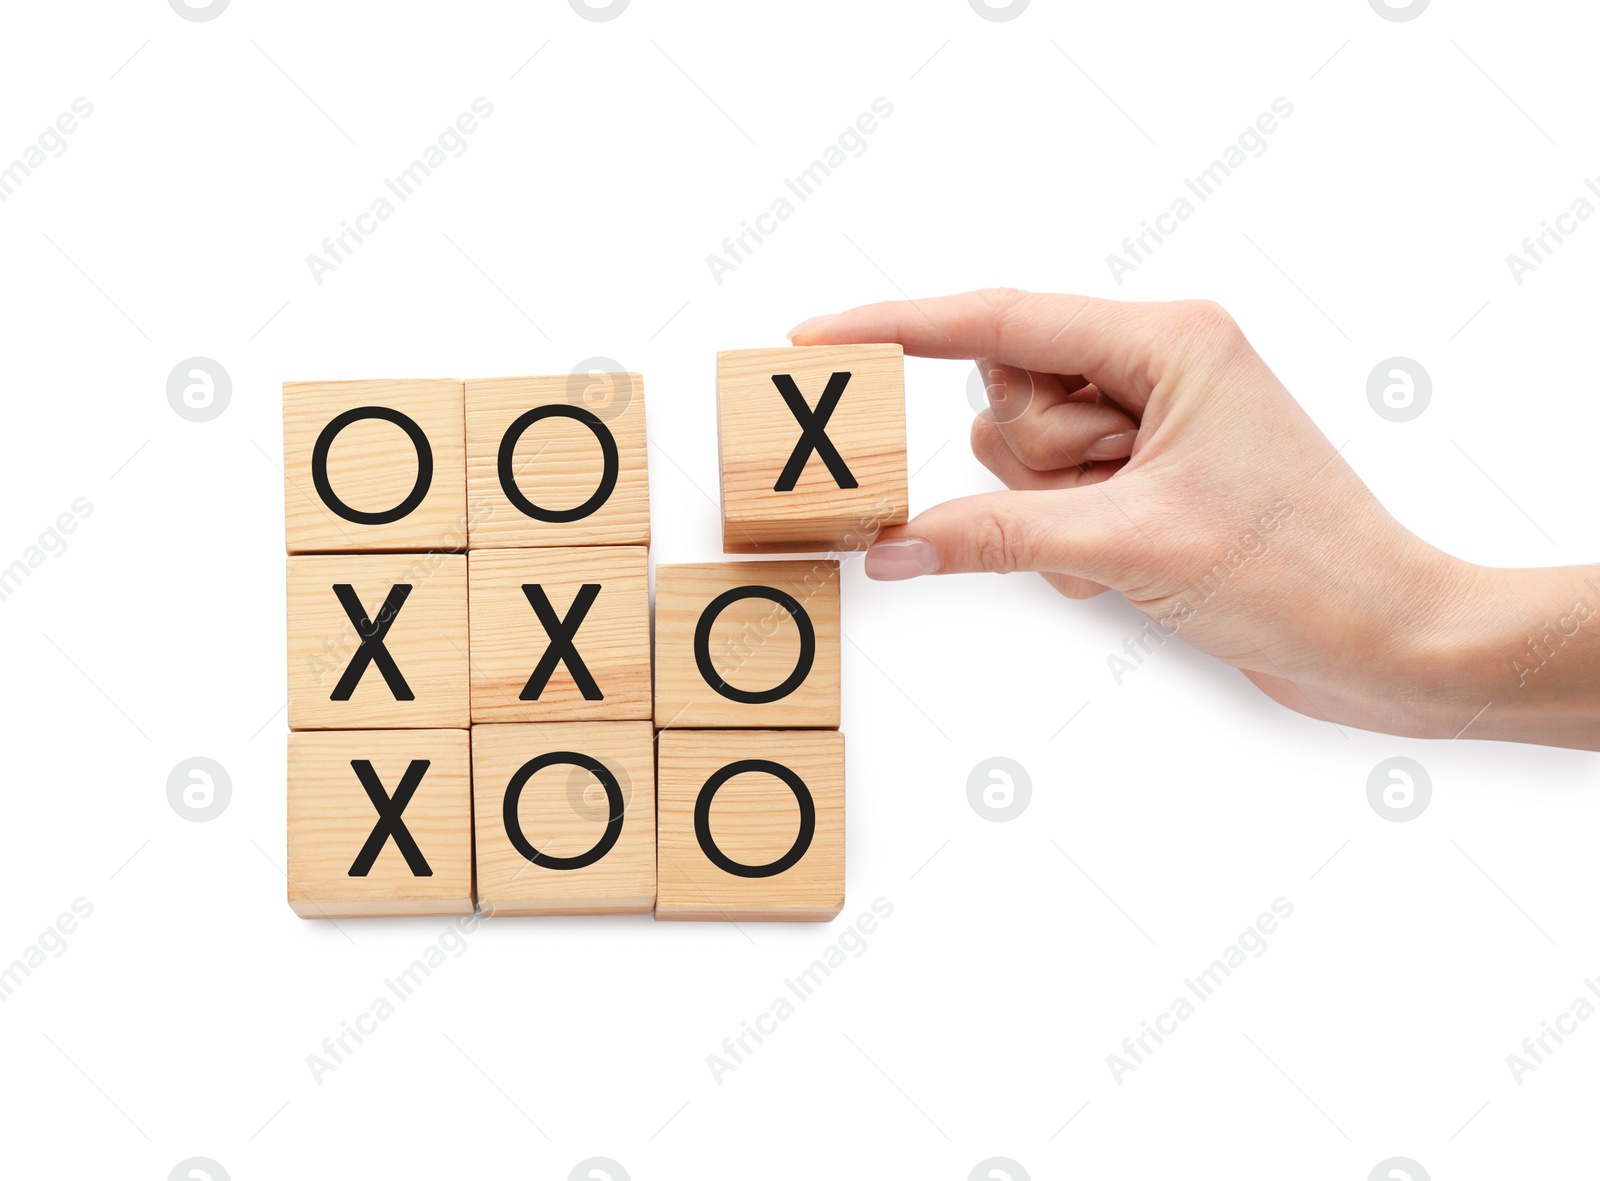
863;489;1123;583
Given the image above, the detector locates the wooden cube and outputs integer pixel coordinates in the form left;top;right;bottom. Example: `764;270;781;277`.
287;729;474;917
717;344;907;553
287;553;469;730
654;561;839;730
466;374;649;548
472;721;655;916
656;729;844;921
468;547;651;723
283;379;467;554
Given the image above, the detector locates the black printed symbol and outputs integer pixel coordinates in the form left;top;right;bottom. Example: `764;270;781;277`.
521;583;603;701
348;759;432;876
503;751;624;871
694;759;815;878
312;406;434;525
771;371;857;491
693;585;815;704
498;405;620;522
331;583;414;701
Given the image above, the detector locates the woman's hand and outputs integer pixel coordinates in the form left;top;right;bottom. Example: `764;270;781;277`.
790;289;1600;751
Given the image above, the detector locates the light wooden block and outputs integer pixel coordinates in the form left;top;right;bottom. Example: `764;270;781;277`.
656;729;844;921
654;561;839;730
717;344;907;553
287;553;469;730
287;729;474;918
283;379;467;554
472;722;655;916
468;547;651;723
466;374;649;548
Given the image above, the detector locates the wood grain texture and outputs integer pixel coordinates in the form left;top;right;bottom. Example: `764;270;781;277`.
284;379;467;554
717;345;907;553
656;729;844;922
466;374;650;548
468;546;651;722
287;729;474;918
472;721;655;916
653;561;840;730
287;553;469;730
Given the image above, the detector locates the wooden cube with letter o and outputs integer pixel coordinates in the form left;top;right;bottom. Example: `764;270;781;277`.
283;379;467;554
472;721;656;916
655;729;844;922
466;373;649;549
653;560;840;730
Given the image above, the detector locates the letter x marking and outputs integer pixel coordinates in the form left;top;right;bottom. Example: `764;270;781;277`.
348;759;432;877
521;583;603;701
331;583;414;701
771;371;859;491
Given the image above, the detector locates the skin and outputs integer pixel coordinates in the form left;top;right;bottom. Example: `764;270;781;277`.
789;289;1600;751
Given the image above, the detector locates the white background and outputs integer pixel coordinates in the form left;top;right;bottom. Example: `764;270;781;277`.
1;1;1597;1177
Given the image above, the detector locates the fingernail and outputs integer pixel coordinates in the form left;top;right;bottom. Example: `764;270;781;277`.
1084;430;1137;462
865;537;941;581
786;314;836;342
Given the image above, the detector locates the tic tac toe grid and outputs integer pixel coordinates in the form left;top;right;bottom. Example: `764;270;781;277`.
282;349;905;921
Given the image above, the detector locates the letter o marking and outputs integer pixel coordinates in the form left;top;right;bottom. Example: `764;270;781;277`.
498;405;619;523
693;585;815;704
312;406;434;525
694;758;815;879
503;751;623;871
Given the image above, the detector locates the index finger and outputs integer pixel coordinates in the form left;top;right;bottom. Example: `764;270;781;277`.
788;287;1181;403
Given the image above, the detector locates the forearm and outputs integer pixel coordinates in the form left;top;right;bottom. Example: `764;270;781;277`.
1422;563;1600;750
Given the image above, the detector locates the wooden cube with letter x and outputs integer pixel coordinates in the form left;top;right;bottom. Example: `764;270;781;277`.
472;721;655;916
653;560;839;730
283;379;468;554
287;729;474;917
287;553;469;730
466;373;649;549
656;729;844;921
716;344;907;553
468;547;651;723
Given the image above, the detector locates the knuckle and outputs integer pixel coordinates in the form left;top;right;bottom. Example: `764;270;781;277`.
1011;428;1063;471
971;505;1033;573
1183;299;1232;327
1176;299;1244;349
969;414;1005;460
975;285;1027;311
973;286;1034;355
